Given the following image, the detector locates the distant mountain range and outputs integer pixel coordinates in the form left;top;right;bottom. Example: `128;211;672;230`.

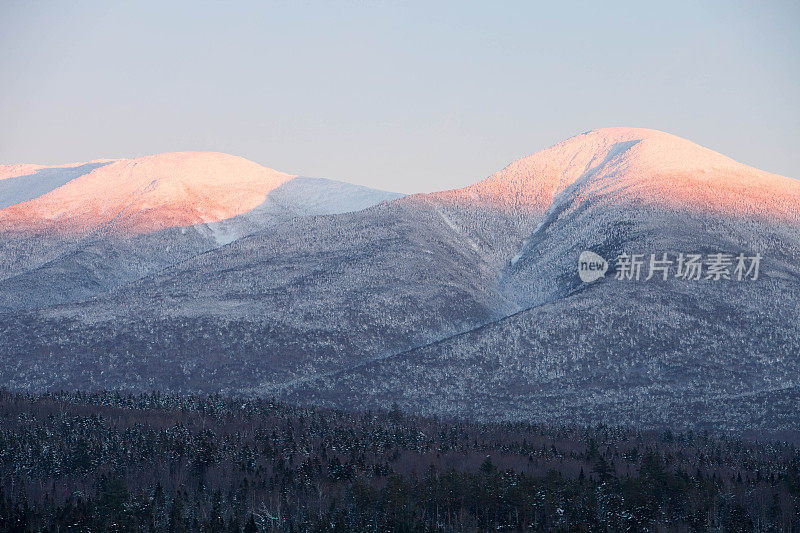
1;128;798;432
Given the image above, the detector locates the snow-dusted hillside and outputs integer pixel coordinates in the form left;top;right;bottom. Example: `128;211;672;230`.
282;129;800;430
0;161;113;210
200;176;404;245
1;129;798;432
285;214;800;430
0;152;295;234
0;198;516;391
451;127;799;219
0;153;403;310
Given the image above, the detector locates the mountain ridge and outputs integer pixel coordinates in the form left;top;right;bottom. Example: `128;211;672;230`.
1;128;798;432
439;127;800;220
4;128;798;237
0;152;296;235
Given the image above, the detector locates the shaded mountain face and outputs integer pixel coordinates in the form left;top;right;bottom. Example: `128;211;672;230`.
2;129;799;432
287;230;800;431
1;200;515;392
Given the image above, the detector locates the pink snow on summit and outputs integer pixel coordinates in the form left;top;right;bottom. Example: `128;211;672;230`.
2;128;798;237
435;127;800;222
0;152;295;235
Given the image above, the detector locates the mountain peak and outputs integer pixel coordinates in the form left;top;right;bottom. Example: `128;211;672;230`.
451;127;799;222
0;152;295;235
557;127;742;171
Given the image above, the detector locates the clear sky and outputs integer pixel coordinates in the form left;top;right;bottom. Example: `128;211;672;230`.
1;1;798;193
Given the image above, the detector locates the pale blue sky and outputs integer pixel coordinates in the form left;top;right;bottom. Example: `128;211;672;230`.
1;1;798;192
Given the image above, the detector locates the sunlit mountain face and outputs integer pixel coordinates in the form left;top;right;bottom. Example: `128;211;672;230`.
424;127;799;219
0;152;296;235
0;152;403;311
1;128;798;432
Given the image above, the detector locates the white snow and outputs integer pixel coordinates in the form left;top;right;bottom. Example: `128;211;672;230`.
0;152;295;234
200;176;404;245
0;162;112;210
450;127;800;222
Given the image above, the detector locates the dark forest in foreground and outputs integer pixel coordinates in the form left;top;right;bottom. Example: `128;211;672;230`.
0;391;798;532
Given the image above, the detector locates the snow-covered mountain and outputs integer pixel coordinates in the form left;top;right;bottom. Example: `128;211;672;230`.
1;129;798;432
0;151;410;237
0;152;403;310
284;129;800;430
0;152;295;235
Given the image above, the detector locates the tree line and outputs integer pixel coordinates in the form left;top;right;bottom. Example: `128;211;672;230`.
0;390;798;531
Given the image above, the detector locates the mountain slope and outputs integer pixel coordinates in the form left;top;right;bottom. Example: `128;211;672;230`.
281;129;800;430
0;153;403;311
0;152;295;235
0;199;515;392
1;129;798;432
200;176;404;245
455;127;798;219
284;238;800;430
